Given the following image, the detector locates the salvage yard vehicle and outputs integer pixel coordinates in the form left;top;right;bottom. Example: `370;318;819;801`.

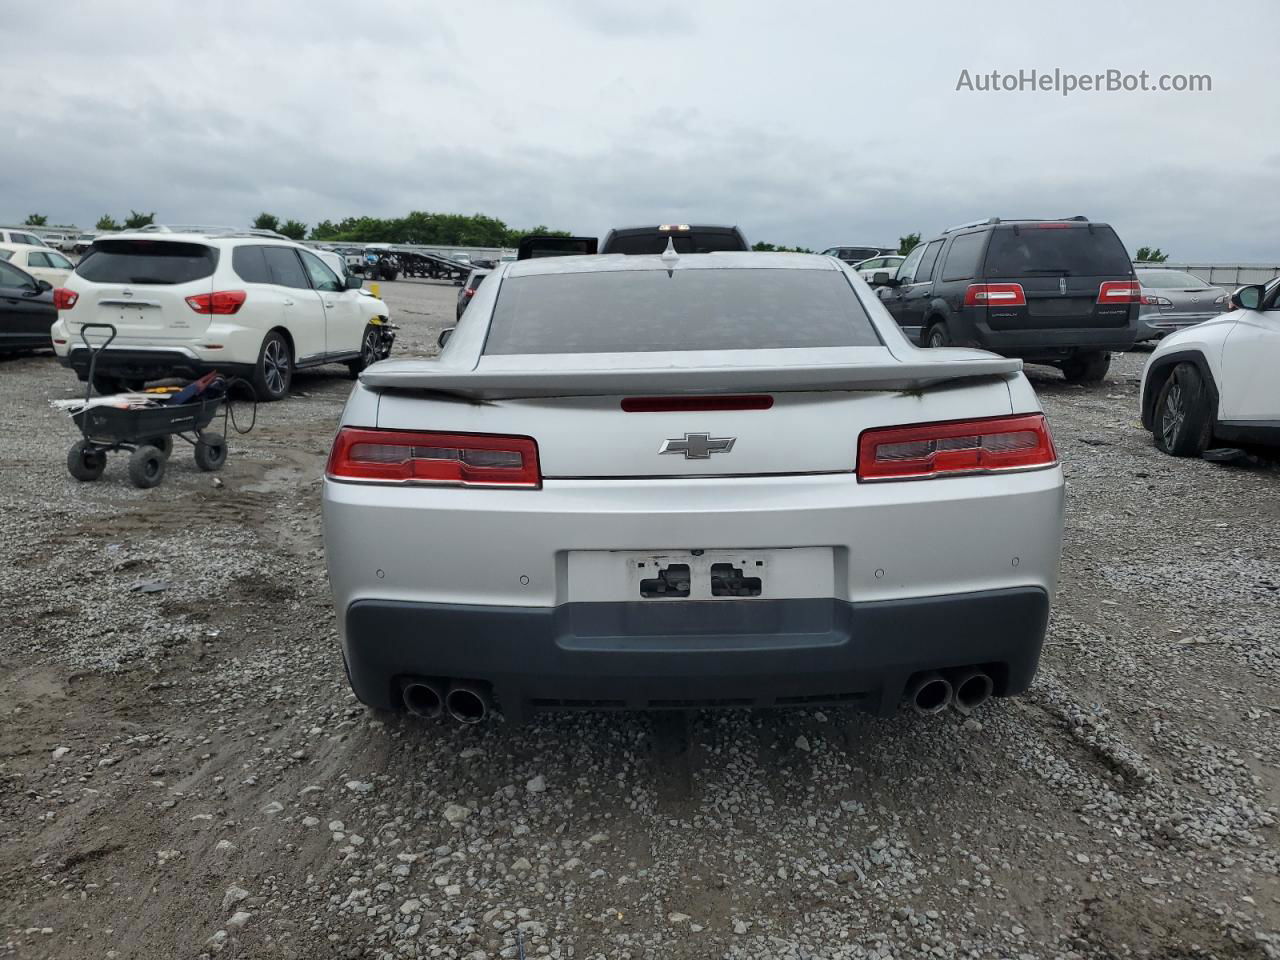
1141;278;1280;457
875;216;1141;382
600;224;749;254
0;258;57;352
1135;268;1228;342
323;251;1065;724
854;253;905;281
456;268;489;319
49;231;395;400
821;244;897;264
0;243;74;286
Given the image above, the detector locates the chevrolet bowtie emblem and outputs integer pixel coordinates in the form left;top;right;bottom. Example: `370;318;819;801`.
658;432;736;459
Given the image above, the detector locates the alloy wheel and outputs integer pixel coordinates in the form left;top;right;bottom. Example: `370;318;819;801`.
264;339;289;395
1161;383;1184;448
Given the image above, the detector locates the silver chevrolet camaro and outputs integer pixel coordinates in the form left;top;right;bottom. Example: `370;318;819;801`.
323;251;1065;724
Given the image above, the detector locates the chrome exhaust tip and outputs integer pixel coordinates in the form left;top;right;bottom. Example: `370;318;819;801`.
907;672;953;715
445;681;489;725
950;669;994;715
402;680;444;719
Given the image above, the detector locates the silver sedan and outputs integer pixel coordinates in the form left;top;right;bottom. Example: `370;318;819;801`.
1136;268;1228;341
323;253;1065;724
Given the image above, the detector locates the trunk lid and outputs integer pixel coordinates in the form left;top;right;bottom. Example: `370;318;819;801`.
367;348;1020;478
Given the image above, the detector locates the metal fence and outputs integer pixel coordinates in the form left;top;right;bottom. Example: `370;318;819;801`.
1136;261;1280;286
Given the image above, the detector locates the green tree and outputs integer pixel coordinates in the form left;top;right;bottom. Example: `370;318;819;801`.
253;212;280;232
752;241;814;253
23;213;48;226
898;232;922;255
1135;246;1169;263
95;215;121;231
278;219;308;241
123;210;155;229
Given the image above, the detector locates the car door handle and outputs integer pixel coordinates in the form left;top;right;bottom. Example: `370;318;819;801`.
323;301;335;309
283;299;294;306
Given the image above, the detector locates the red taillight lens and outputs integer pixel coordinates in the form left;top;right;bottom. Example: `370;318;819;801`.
464;287;476;298
53;288;79;310
621;395;774;412
326;428;541;488
857;414;1057;482
185;290;247;315
964;283;1026;307
1098;280;1140;304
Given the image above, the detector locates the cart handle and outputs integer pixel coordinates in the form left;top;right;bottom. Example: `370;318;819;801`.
79;323;118;404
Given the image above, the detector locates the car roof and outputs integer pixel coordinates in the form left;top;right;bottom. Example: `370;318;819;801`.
504;251;837;278
96;231;304;248
0;242;60;253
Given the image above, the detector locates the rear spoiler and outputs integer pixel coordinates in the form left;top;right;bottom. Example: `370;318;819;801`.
517;235;599;259
360;349;1023;400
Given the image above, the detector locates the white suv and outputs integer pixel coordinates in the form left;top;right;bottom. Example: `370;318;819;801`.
50;231;394;400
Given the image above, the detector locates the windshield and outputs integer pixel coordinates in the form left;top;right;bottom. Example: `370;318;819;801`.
75;239;218;284
485;267;879;354
983;225;1132;277
1138;270;1210;288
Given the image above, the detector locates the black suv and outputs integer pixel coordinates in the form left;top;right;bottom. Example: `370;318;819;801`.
600;224;748;254
874;217;1140;382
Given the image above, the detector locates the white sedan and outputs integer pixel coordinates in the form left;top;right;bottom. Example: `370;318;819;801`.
853;254;905;282
323;252;1065;724
1141;278;1280;456
0;243;74;285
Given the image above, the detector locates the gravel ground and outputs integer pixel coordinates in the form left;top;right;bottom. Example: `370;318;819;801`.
1;279;1278;960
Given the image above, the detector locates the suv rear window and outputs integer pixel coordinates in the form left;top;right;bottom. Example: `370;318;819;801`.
983;225;1132;278
485;268;880;355
76;240;217;285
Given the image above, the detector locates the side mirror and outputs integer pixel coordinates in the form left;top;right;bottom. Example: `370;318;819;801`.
1230;284;1263;311
437;327;454;349
345;275;363;290
36;279;53;292
871;271;891;286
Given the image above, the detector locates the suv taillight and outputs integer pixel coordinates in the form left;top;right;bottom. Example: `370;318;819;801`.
964;283;1026;307
326;428;541;488
53;288;79;310
1098;281;1140;304
185;290;247;315
857;414;1057;482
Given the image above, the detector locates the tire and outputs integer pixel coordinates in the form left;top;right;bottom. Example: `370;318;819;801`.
348;325;381;379
144;435;174;459
1153;362;1213;457
127;445;166;489
194;432;228;472
67;440;106;482
252;331;292;401
925;323;951;348
93;375;145;396
1062;351;1110;384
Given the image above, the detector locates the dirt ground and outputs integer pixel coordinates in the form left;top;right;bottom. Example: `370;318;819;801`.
1;278;1278;960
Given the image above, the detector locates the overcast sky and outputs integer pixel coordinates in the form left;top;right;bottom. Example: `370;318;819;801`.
3;0;1276;260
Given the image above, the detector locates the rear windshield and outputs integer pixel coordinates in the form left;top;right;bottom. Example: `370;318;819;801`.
983;225;1131;278
76;240;217;285
1137;270;1209;288
604;231;746;255
485;268;880;355
468;272;488;290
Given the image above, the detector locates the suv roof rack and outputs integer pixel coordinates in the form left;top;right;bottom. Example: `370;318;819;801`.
130;224;291;240
942;215;1090;233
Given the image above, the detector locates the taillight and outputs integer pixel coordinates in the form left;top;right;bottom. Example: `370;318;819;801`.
1141;294;1172;307
53;288;79;310
964;283;1026;307
185;290;247;315
857;414;1057;482
326;428;540;488
464;287;476;298
1098;280;1140;304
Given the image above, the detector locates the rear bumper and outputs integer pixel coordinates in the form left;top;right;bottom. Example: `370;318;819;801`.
60;346;253;382
343;587;1050;720
1136;313;1217;341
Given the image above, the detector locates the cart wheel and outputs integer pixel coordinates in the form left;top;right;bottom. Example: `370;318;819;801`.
128;445;167;489
67;440;106;482
194;432;227;472
144;435;175;459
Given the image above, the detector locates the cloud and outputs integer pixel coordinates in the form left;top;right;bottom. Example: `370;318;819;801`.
2;0;1276;260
